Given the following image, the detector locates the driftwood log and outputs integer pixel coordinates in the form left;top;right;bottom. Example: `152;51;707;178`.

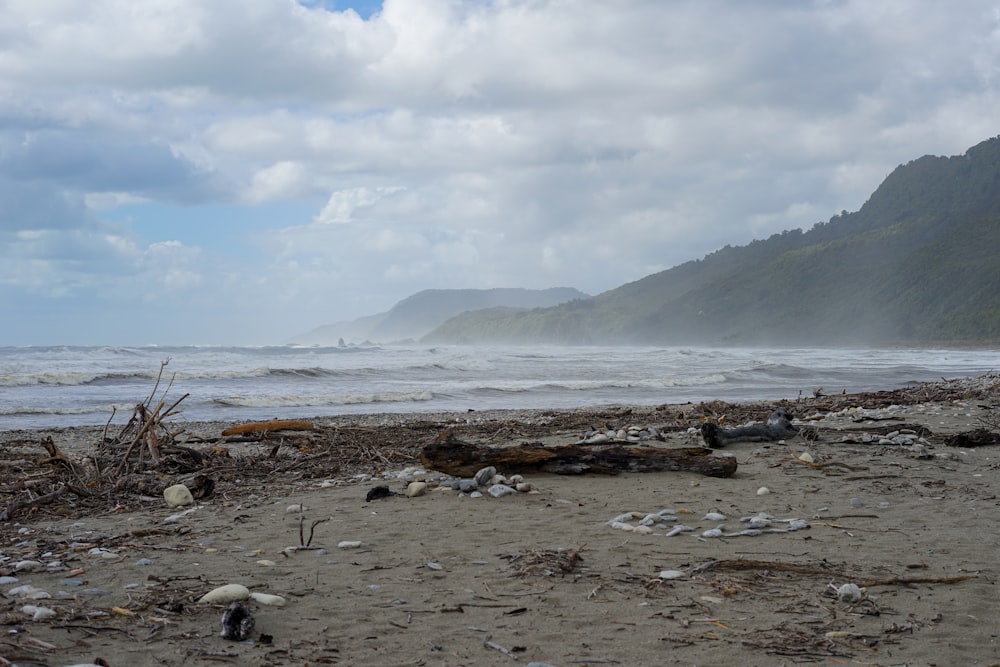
420;439;737;478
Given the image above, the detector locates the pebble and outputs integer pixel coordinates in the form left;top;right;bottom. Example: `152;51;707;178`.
756;486;771;496
455;479;479;493
249;592;287;606
163;484;195;508
286;504;306;513
14;560;43;572
337;540;363;549
405;481;428;497
658;569;685;580
474;466;497;487
487;484;517;498
797;452;815;463
8;585;50;599
22;604;57;621
702;512;727;521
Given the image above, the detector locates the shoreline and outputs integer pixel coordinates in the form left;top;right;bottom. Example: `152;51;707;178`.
1;374;998;665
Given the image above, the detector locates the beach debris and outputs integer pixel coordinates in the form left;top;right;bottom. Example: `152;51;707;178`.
422;435;738;478
503;548;583;577
945;428;1000;447
607;508;809;538
365;484;397;501
220;601;255;640
163;484;194;508
701;407;799;447
199;583;251;604
829;582;866;603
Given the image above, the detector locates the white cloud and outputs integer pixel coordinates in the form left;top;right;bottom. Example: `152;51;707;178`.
1;0;999;344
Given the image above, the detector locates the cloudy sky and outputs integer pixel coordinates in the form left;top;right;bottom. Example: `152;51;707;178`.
2;0;998;345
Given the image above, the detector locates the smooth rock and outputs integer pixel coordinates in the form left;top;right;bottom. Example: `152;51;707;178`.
163;484;195;508
405;481;428;497
474;466;497;487
14;560;43;572
756;486;771;496
249;592;287;606
199;584;251;604
22;604;57;620
286;504;306;513
8;585;48;599
456;479;479;493
515;482;533;493
337;540;363;549
798;452;815;463
487;484;517;498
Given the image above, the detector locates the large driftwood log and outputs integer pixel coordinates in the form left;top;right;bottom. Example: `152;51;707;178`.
420;438;737;478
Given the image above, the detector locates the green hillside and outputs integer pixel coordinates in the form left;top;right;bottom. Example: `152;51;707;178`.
425;136;1000;346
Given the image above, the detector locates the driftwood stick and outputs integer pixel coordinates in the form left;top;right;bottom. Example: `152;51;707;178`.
221;420;315;437
859;575;977;587
0;484;69;522
420;438;737;478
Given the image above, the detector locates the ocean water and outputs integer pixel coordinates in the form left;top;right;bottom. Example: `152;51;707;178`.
0;344;997;430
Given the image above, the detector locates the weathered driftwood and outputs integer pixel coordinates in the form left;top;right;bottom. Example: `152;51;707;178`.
221;419;315;437
420;438;737;478
700;407;799;448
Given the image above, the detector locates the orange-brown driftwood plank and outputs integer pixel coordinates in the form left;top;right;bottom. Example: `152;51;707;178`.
221;420;315;436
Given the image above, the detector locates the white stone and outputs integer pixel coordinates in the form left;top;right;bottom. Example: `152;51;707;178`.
163;484;194;508
487;484;517;498
198;584;251;604
798;452;815;463
405;481;428;497
14;560;43;572
249;592;287;606
658;570;685;580
337;540;363;549
756;486;771;496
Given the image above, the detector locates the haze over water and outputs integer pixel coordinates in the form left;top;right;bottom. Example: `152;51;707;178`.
1;345;997;430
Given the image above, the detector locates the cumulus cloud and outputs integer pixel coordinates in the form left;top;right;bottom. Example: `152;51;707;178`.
1;0;998;344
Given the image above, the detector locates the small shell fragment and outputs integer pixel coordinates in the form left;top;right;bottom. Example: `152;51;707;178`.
658;570;685;580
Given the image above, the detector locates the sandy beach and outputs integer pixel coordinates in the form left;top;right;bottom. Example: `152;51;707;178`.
1;376;999;666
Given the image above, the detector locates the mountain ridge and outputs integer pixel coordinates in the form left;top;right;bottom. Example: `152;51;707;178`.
424;135;1000;345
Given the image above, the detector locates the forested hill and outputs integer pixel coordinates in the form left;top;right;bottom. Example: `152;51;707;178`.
425;136;1000;346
